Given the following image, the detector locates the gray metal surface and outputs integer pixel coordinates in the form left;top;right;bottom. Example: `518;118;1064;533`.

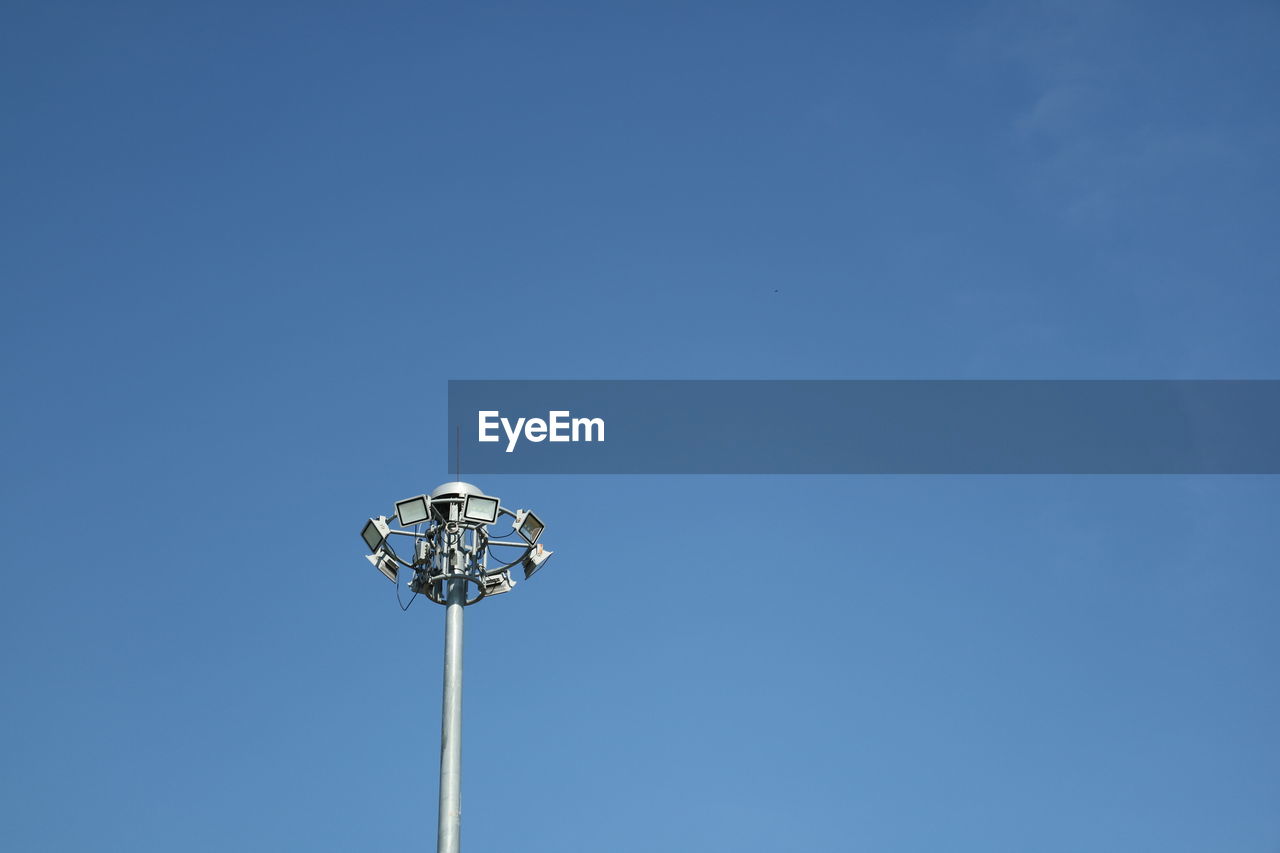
437;575;465;852
429;481;486;500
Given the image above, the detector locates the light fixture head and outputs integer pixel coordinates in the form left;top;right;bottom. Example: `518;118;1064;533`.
361;517;392;553
395;494;431;527
462;493;500;525
522;543;553;580
513;509;544;545
480;569;516;596
365;550;398;583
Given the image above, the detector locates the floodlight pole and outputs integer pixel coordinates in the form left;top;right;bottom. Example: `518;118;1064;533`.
363;482;553;853
437;573;465;853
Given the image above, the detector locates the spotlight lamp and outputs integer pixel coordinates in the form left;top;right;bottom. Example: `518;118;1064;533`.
512;509;544;545
522;543;553;579
480;569;516;597
396;494;432;527
462;493;500;525
361;517;392;554
366;550;398;583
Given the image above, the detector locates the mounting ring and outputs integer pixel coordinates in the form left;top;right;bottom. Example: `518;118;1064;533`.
421;572;486;607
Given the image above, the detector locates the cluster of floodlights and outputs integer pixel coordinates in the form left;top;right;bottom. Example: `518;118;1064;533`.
360;482;552;606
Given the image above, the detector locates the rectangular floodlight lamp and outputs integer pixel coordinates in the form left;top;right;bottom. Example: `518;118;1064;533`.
396;495;431;527
463;494;500;525
366;551;398;583
522;544;552;579
361;517;390;553
481;569;515;596
516;510;544;545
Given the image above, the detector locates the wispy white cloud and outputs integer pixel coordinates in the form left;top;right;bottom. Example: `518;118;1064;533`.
963;1;1278;231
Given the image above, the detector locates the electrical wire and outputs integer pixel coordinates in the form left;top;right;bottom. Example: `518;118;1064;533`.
396;578;419;611
484;543;529;571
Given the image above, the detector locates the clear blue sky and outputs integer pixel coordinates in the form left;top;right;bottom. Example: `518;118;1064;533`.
3;2;1278;851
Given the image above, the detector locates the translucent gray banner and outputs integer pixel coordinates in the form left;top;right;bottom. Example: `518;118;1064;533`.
447;380;1280;474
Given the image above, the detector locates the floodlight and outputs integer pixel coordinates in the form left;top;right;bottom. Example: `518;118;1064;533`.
513;509;544;545
463;494;500;525
480;569;515;596
365;550;398;583
522;543;553;579
396;495;431;527
361;517;391;553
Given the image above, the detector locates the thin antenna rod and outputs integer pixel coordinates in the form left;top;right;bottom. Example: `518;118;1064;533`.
456;425;461;482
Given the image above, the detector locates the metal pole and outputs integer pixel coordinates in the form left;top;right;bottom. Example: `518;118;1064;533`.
437;573;465;852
